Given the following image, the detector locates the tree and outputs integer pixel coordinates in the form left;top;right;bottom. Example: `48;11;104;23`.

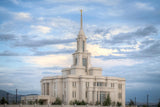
96;101;100;105
69;100;87;105
103;94;111;106
117;102;122;107
52;97;62;105
112;101;116;106
129;99;134;106
81;100;86;105
158;100;160;107
0;97;8;104
143;105;147;107
38;99;43;105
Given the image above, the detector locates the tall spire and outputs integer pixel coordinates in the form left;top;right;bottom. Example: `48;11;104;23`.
80;9;83;29
78;9;85;37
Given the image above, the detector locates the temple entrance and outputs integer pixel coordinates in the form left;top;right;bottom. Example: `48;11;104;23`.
100;91;106;104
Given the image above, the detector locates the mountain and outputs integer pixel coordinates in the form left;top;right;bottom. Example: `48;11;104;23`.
0;90;24;104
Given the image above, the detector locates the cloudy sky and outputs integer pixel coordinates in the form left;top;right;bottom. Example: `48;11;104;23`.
0;0;160;103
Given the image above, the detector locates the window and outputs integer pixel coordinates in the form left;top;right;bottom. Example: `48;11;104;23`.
93;82;96;86
64;82;66;88
83;41;85;52
47;83;49;95
72;91;76;98
86;82;89;88
72;82;76;87
54;82;56;89
118;84;122;89
72;91;74;98
75;57;77;65
118;93;122;99
111;83;114;88
64;91;66;98
43;83;45;95
82;58;87;66
85;91;87;98
105;83;107;87
83;58;87;66
54;91;56;97
97;82;103;86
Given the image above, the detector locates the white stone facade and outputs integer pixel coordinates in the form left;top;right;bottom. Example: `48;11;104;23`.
40;10;125;106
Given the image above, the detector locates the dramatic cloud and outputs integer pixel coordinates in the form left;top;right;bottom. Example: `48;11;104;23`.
111;25;158;44
0;0;160;102
14;38;75;47
0;51;19;56
0;34;16;41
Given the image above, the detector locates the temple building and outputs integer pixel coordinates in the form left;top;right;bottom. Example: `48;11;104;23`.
21;10;125;106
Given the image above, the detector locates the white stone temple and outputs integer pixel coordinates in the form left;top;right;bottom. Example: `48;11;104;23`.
22;10;125;107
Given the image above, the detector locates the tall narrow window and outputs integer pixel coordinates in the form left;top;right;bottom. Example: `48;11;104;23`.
47;83;49;95
85;91;87;98
83;41;85;52
83;58;87;67
43;83;45;95
75;57;77;65
118;93;122;99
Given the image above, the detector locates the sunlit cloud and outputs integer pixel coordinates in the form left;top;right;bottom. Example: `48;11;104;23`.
14;12;32;21
135;2;155;11
30;25;51;34
23;54;72;68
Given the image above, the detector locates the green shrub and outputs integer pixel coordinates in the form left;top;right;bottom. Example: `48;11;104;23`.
95;101;100;105
158;100;160;107
129;99;134;106
69;100;87;105
52;97;62;105
38;99;43;105
117;102;122;107
0;97;8;104
112;101;116;106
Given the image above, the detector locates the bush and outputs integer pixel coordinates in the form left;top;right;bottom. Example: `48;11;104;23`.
143;105;147;107
52;97;62;105
117;102;122;107
129;99;134;106
38;99;43;105
112;101;116;106
95;101;100;105
158;100;160;107
0;97;8;104
69;100;87;105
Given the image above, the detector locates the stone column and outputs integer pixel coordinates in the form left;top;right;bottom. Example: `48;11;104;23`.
122;82;126;107
84;40;87;51
78;54;82;66
114;82;118;103
93;91;97;104
88;91;92;104
44;83;47;95
66;79;72;104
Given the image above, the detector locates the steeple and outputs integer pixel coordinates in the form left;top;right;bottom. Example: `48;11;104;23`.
78;9;86;38
76;9;87;52
71;10;92;75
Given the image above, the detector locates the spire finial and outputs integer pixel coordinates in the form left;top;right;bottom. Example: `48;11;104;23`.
80;9;83;29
